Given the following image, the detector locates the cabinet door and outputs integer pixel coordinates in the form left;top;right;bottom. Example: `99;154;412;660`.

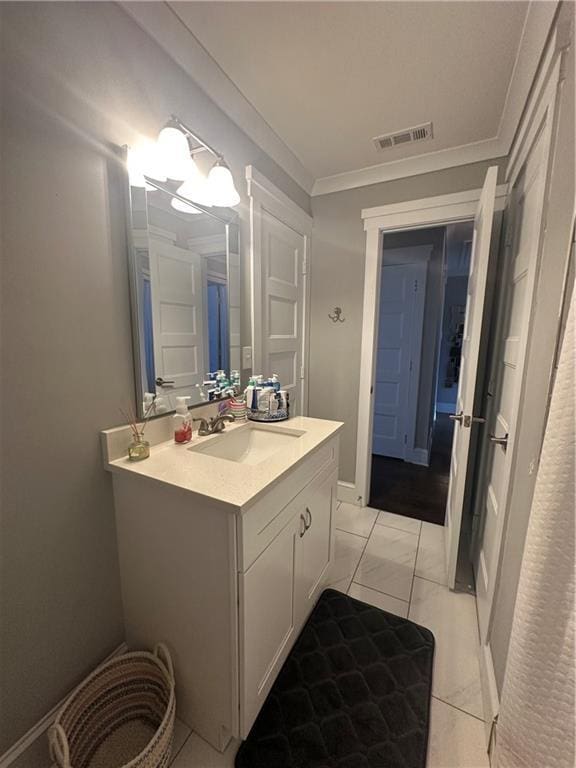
295;469;337;627
239;515;297;736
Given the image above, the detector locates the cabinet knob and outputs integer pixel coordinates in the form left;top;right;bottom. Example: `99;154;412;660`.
305;507;312;529
299;514;306;538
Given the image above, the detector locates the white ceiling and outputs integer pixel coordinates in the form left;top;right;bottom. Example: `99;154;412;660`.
169;1;529;185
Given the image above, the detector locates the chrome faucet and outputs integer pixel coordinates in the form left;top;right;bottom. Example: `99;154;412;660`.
193;414;234;436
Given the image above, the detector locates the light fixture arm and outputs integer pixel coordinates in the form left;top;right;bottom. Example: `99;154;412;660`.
169;114;223;160
143;175;236;224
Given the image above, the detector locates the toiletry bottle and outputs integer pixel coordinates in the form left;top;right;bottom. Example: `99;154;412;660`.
173;396;192;443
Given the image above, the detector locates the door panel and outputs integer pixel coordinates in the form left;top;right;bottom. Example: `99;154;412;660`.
475;131;548;641
445;166;499;589
373;262;425;458
240;516;297;735
261;211;305;414
149;238;206;410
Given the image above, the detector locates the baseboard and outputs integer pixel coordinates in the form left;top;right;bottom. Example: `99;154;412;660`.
479;642;500;751
337;481;361;506
405;447;430;466
0;642;128;768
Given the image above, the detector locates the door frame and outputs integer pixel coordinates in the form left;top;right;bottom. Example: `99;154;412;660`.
246;165;313;413
355;185;508;507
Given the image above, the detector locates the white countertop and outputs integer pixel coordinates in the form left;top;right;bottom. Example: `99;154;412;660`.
104;416;343;512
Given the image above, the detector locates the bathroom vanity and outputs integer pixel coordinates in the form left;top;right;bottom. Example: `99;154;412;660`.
102;416;342;751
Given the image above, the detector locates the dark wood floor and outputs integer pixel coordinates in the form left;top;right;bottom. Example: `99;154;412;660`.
369;414;454;526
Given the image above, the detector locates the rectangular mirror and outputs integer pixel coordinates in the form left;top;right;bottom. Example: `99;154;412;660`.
125;179;241;417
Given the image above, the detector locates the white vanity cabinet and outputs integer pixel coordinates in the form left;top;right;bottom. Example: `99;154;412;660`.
102;416;342;753
240;462;336;732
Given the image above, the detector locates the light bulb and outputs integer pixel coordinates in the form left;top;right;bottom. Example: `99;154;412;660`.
127;144;166;189
206;161;240;207
157;126;195;181
171;197;202;215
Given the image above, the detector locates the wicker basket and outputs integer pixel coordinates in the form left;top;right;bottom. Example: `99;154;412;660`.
48;644;176;768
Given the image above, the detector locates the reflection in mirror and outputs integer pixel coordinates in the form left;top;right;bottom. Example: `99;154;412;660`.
126;181;240;417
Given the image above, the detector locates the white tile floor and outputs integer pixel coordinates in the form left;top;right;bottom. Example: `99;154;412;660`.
169;501;489;767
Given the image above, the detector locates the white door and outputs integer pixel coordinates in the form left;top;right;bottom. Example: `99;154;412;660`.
149;238;206;410
475;130;549;641
260;210;305;414
373;262;427;459
445;166;499;589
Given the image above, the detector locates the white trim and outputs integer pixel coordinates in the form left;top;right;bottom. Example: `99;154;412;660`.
362;185;508;231
312;137;505;197
187;233;227;256
246;166;313;232
497;1;560;153
337;481;361;506
123;1;555;199
122;2;313;195
149;224;177;244
310;3;558;198
355;178;506;506
479;642;500;745
0;643;128;768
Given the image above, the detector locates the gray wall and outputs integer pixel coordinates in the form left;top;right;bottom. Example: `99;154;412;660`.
382;228;445;453
0;1;309;752
309;159;506;484
489;25;575;694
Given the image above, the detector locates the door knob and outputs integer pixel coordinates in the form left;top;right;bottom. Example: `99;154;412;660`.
489;432;509;447
156;377;175;387
449;412;464;424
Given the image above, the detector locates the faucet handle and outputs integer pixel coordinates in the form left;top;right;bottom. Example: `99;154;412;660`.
193;417;209;435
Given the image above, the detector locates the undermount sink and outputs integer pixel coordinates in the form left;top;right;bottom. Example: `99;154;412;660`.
189;423;305;465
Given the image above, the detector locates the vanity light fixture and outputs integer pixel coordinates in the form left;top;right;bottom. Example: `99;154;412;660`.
206;159;241;207
127;142;167;190
156;123;196;181
133;115;241;211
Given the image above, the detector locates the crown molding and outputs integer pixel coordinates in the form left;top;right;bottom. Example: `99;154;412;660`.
121;0;558;201
311;0;559;198
121;1;314;195
311;137;505;197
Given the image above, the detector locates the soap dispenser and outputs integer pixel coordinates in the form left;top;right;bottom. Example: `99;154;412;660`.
173;396;192;443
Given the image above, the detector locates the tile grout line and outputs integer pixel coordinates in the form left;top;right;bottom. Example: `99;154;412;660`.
407;521;423;615
350;579;410;607
347;510;380;593
169;728;192;766
431;694;486;724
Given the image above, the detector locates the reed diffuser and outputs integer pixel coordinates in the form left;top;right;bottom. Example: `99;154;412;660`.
121;398;156;461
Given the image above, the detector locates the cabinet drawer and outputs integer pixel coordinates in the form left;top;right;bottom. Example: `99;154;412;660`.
238;438;338;572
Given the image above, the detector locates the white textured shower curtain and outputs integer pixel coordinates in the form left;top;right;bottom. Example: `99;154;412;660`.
495;283;575;767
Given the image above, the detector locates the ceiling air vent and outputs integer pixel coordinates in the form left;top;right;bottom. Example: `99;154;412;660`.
373;122;433;152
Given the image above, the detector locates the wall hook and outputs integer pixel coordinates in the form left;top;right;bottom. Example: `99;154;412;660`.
328;307;345;323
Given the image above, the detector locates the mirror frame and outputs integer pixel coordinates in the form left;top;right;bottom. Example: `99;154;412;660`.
122;146;240;419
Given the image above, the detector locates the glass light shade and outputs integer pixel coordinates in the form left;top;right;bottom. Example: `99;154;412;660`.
176;171;212;208
157;126;195;180
206;162;240;207
127;145;166;189
171;196;202;215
